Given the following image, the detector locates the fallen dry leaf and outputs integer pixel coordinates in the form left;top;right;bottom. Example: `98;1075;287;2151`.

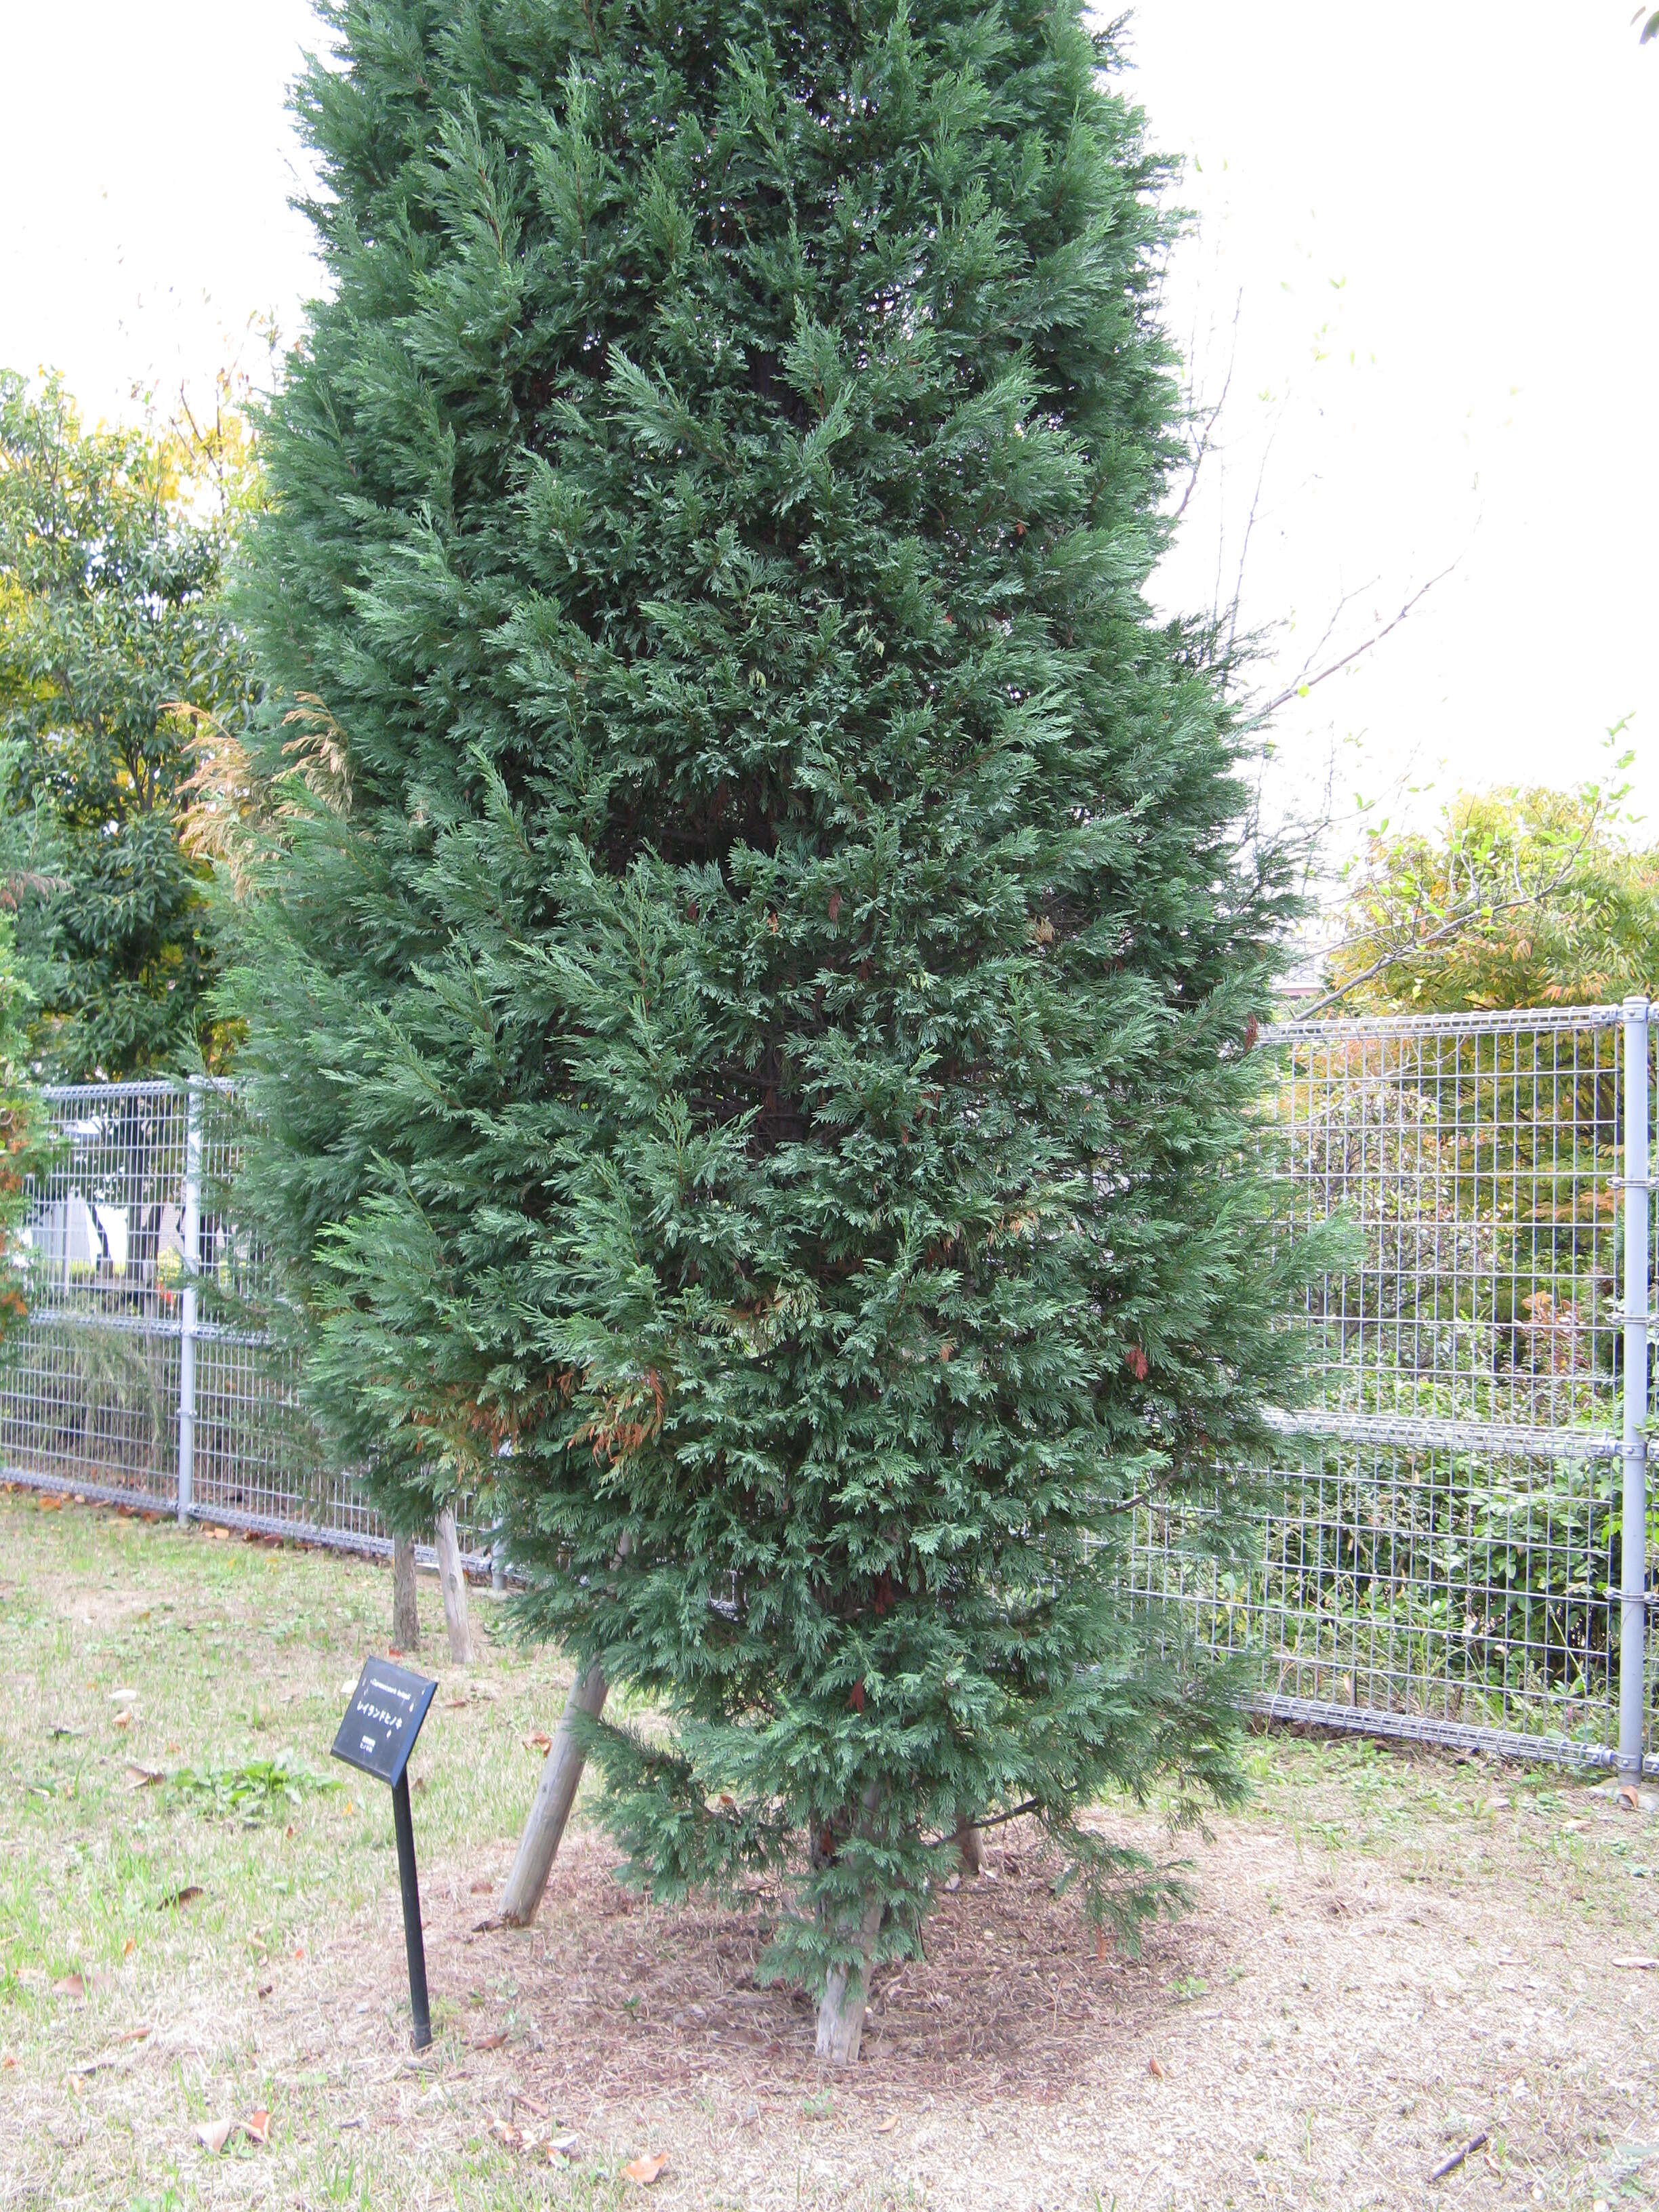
113;1711;132;1730
52;1973;85;1998
875;2112;899;2135
623;2152;669;2187
1147;2056;1166;2078
121;1938;136;1958
469;1879;492;1894
37;1494;63;1511
1621;1784;1641;1809
470;2031;508;2051
523;1732;553;1752
118;2025;152;2045
257;1982;272;1999
491;2118;546;2156
197;2118;235;2154
548;2133;579;2160
1;2054;14;2070
157;1885;204;1912
243;2108;271;2145
123;1765;164;1790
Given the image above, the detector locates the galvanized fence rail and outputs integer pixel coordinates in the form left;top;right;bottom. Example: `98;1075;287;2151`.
1;1002;1654;1772
1126;997;1656;1775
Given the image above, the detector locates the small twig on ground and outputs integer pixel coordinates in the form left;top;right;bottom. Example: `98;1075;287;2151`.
1428;2130;1488;2183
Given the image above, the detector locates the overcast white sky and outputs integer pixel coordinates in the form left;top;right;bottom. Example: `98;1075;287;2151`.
2;1;1654;859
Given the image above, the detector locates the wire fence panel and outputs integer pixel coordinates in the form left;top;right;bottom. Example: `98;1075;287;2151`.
1275;1010;1624;1433
2;1008;1653;1768
1;1080;498;1570
1127;1003;1656;1771
1;1082;188;1511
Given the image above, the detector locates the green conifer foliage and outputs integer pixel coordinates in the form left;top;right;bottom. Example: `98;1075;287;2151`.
234;0;1300;2043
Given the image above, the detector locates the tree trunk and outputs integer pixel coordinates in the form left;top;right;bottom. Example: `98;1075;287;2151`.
954;1812;985;1877
434;1507;476;1664
815;1887;884;2065
814;1784;886;2066
390;1533;420;1653
497;1660;608;1925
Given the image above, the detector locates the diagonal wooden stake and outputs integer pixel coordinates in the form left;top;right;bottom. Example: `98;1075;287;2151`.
497;1659;608;1925
434;1507;477;1664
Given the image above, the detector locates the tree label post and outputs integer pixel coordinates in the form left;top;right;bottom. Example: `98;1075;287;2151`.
331;1658;438;2048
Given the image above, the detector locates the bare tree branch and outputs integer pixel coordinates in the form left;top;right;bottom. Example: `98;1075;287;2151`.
1258;560;1458;720
1172;289;1241;524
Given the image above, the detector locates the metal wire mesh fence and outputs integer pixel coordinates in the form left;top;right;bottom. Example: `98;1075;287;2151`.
1;1004;1653;1769
1126;1001;1656;1773
0;1079;497;1572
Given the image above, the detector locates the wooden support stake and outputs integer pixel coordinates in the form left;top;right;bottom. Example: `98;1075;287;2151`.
434;1508;476;1664
391;1533;420;1653
498;1659;608;1925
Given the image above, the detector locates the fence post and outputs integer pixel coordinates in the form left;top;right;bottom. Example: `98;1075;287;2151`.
1620;997;1652;1777
176;1079;203;1528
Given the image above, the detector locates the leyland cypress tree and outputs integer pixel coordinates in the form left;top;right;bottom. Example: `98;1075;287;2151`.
235;0;1299;2060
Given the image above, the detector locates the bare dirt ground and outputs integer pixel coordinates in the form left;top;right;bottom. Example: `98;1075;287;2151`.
377;1780;1659;2211
4;1492;1659;2210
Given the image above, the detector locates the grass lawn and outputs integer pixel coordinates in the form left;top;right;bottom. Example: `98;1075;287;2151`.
3;1490;1659;2211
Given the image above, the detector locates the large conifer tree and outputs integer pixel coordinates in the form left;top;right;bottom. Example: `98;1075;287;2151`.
236;0;1299;2059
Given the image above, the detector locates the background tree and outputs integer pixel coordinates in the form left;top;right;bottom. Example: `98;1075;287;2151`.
0;916;37;1348
232;0;1303;2061
0;371;258;1078
1320;779;1658;1015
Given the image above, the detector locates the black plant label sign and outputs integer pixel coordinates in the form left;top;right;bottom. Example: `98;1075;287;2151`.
331;1658;436;1788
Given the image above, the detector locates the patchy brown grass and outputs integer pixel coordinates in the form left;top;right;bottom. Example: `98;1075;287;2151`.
3;1490;1658;2211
